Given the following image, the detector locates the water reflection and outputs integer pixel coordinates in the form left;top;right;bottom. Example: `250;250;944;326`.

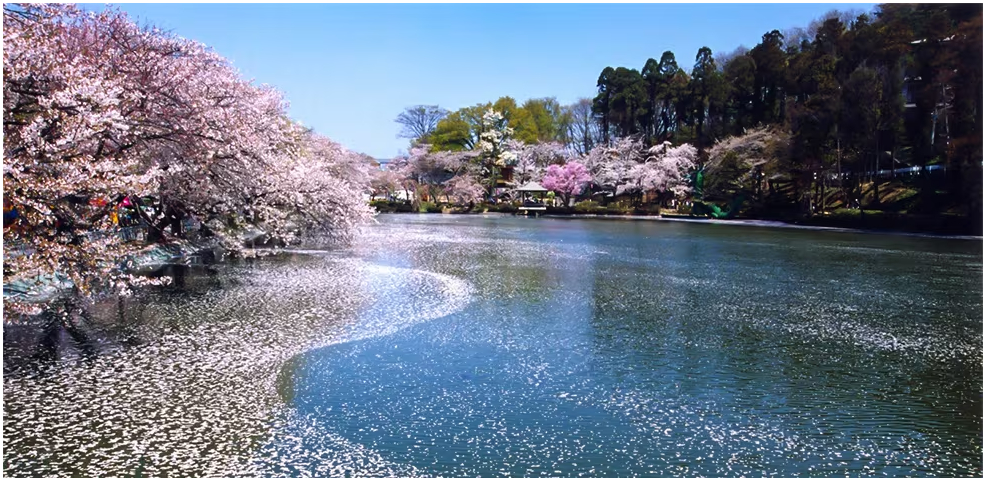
278;215;981;477
4;215;981;477
4;257;376;476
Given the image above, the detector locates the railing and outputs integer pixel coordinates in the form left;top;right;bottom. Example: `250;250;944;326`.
826;164;948;180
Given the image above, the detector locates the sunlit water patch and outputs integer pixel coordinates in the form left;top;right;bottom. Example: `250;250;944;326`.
276;216;981;477
4;214;981;477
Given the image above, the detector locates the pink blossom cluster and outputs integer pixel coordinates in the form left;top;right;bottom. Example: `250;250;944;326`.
510;140;569;187
3;4;372;296
542;161;591;205
383;144;480;204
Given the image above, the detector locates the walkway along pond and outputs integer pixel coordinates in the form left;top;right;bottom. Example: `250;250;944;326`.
3;214;981;476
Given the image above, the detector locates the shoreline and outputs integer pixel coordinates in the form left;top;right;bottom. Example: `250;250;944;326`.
377;211;983;241
546;214;983;241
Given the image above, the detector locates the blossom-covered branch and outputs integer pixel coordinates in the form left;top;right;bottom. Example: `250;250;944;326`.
3;4;373;299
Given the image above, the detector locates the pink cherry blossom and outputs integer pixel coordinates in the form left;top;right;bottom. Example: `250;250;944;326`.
541;161;591;206
3;4;372;302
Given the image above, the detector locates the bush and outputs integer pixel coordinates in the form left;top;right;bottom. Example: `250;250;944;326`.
488;203;518;213
573;200;603;214
369;200;413;213
464;202;519;214
801;208;973;234
628;205;660;216
569;201;657;216
419;202;443;213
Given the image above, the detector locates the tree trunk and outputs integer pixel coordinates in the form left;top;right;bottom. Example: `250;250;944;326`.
873;136;880;206
488;166;498;201
820;175;827;214
837;138;843;207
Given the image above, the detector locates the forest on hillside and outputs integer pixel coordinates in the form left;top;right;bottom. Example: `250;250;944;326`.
387;4;982;234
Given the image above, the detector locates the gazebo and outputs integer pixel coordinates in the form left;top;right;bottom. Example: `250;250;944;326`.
515;181;548;213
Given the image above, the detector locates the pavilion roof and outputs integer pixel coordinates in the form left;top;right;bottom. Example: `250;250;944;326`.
515;181;548;192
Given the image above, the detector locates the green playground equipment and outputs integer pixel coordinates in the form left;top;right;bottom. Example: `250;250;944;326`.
688;168;745;220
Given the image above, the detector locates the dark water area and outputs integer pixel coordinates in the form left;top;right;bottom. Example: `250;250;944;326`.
4;214;982;476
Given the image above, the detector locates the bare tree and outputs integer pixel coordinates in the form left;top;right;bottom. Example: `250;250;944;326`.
395;105;448;140
782;26;810;52
564;98;600;156
806;9;864;39
715;45;749;72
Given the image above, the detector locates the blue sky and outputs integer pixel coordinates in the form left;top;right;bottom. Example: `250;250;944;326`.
97;3;875;159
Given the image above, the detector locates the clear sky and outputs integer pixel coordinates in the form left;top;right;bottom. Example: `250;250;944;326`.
94;3;876;159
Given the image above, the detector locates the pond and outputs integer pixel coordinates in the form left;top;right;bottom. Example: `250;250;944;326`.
4;214;981;476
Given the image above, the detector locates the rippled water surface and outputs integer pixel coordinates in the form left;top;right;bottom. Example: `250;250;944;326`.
4;215;982;476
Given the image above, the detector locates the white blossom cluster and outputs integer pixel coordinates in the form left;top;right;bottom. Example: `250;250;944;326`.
3;4;374;303
477;109;517;167
582;137;696;197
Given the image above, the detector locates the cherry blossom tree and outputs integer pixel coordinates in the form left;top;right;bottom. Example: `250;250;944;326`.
622;142;698;204
583;136;647;196
443;174;485;206
705;127;788;199
370;168;403;201
541;161;591;206
384;155;419;202
3;4;373;305
511;140;568;187
245;131;373;247
476;109;517;198
386;144;479;205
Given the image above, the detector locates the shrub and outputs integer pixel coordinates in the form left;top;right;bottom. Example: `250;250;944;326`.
420;202;443;213
488;203;518;213
369;200;413;213
629;205;660;216
573;201;603;214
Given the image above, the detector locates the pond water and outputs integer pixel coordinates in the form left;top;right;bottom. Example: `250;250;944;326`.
4;214;982;476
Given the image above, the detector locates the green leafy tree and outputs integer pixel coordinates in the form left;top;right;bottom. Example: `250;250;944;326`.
750;30;788;125
593;66;647;141
688;47;726;155
429;111;476;151
430;103;491;152
611;67;648;139
787;44;841;213
945;4;982;230
640;57;662;142
658;52;684;140
593;67;615;145
491;96;535;144
522;97;568;144
843;66;883;202
722;53;757;136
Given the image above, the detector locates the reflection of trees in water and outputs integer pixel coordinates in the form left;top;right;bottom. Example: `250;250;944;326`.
4;298;101;374
5;264;233;374
394;235;562;304
3;256;371;477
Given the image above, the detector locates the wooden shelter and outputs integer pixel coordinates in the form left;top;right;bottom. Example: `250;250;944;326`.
516;181;548;214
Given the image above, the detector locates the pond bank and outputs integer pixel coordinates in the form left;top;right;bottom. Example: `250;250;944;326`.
374;210;983;241
543;214;983;240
